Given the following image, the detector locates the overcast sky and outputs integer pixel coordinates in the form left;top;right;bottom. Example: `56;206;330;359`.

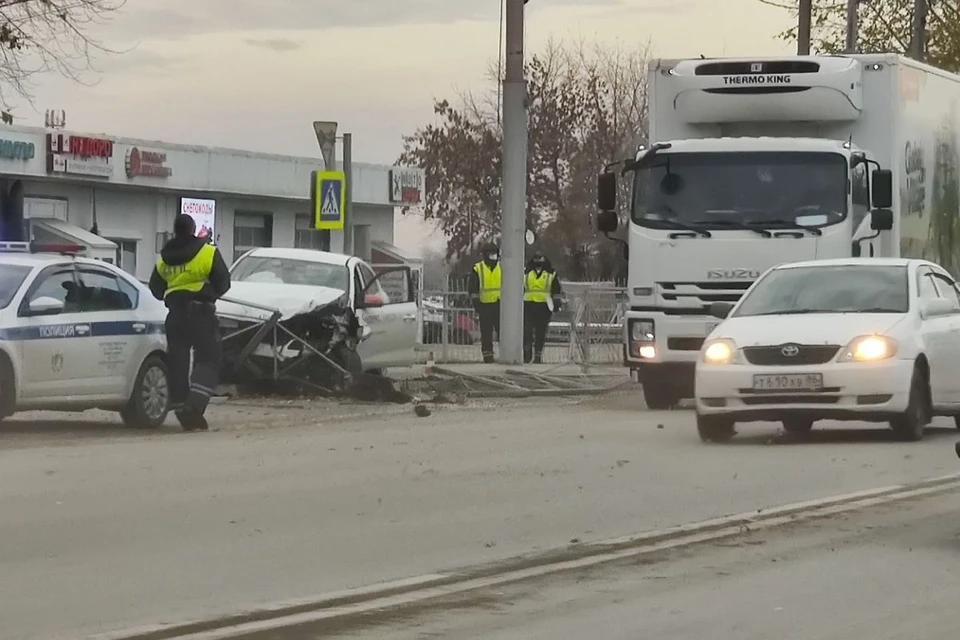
12;0;796;254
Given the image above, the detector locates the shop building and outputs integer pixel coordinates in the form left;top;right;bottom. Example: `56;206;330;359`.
0;124;424;281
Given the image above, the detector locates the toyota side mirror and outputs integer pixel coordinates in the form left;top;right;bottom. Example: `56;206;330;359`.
921;298;956;318
871;169;892;209
708;302;733;319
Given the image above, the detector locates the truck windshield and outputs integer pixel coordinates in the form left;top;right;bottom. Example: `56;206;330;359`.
631;151;847;231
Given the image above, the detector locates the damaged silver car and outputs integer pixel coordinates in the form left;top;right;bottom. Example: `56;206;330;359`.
216;247;418;393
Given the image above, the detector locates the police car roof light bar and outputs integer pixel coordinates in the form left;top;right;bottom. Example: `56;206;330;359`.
31;242;85;255
0;241;85;255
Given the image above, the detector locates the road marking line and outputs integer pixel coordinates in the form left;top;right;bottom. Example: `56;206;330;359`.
92;472;960;640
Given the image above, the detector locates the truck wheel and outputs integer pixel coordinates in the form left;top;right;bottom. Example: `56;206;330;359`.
697;413;736;443
890;368;929;442
642;379;678;410
782;418;814;434
121;355;170;429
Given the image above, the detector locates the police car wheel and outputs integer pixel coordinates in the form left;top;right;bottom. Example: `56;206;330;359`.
121;356;170;429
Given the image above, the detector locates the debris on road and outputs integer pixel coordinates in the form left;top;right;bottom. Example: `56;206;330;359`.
422;365;629;399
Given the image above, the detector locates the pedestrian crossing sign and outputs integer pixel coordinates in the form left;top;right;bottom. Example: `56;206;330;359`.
311;170;346;230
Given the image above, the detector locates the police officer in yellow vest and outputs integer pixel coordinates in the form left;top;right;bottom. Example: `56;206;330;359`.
468;242;502;363
523;251;563;364
149;214;231;431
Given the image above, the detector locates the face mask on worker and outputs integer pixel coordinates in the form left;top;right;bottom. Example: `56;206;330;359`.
487;253;499;262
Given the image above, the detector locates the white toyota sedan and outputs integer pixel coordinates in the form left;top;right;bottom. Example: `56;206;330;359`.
0;242;170;427
695;258;960;443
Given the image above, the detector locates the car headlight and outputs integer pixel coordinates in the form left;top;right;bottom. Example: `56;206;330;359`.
702;338;738;364
838;335;898;362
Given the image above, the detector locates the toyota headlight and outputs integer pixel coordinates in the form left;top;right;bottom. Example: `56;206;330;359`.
702;338;738;365
838;335;898;362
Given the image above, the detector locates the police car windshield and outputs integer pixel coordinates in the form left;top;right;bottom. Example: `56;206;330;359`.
231;256;350;291
631;151;847;231
733;265;909;317
0;264;31;309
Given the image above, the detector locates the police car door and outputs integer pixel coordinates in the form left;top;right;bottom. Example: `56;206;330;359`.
16;263;91;398
73;265;141;397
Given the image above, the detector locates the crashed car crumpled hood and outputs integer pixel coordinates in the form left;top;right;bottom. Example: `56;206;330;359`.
217;281;349;320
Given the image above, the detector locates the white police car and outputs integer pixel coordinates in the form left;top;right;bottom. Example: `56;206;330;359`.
0;241;170;427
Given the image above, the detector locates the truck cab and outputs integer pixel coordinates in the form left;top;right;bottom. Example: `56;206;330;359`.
595;55;898;409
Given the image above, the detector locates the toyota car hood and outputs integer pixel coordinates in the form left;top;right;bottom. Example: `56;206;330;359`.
217;281;348;321
711;313;907;347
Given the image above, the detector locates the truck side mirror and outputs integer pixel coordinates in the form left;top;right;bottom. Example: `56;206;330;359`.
871;169;892;209
597;171;617;212
870;208;893;231
597;211;619;234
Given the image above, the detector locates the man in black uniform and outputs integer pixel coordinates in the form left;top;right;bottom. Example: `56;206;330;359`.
523;251;563;364
467;242;502;363
149;214;231;431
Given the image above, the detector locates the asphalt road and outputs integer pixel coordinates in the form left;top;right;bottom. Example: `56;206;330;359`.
1;391;959;639
337;487;960;640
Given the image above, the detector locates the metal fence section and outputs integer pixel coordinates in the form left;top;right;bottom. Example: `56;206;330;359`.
417;276;626;365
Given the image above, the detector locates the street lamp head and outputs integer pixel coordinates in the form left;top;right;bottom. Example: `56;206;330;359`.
313;120;338;145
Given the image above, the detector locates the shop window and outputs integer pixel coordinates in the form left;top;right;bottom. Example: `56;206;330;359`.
107;238;138;276
294;214;330;251
233;212;273;262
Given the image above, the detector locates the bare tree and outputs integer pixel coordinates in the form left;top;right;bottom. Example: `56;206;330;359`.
0;0;126;110
760;0;960;71
400;37;649;282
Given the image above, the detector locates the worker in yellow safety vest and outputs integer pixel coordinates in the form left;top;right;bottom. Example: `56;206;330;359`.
468;242;502;363
523;251;563;364
149;213;231;431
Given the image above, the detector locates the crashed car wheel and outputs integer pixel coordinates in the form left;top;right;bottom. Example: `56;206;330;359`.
331;344;363;390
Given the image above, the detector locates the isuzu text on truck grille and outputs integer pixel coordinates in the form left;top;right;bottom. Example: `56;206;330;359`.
722;74;792;85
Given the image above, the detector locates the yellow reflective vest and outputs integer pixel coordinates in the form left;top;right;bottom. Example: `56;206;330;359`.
156;244;216;298
473;261;502;303
524;270;555;303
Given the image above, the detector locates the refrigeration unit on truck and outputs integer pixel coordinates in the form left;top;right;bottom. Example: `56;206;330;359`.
594;53;960;410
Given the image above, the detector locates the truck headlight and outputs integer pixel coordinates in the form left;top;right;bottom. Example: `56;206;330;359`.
702;338;738;364
629;319;654;342
838;335;898;362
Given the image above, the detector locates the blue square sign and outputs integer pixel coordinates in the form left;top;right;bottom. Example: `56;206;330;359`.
312;170;346;230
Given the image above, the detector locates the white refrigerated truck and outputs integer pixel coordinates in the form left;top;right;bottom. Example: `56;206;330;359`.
595;53;960;409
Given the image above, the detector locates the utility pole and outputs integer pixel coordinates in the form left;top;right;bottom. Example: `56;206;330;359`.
342;132;353;255
910;0;928;61
797;0;812;55
845;0;859;53
499;0;527;364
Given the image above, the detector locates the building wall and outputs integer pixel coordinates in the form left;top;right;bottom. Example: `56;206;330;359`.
0;124;423;281
19;180;397;280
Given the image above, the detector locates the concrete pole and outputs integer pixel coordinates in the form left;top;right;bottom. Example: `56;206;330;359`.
910;0;928;61
845;0;859;53
342;132;353;256
797;0;812;55
499;0;527;364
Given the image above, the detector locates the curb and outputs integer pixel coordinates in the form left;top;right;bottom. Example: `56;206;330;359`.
90;472;960;640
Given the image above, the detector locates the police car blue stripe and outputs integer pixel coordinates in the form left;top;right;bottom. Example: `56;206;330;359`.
0;321;165;341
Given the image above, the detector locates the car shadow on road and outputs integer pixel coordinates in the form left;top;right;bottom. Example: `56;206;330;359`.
728;424;957;446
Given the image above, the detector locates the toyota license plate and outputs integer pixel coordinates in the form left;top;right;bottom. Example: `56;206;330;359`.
752;373;823;391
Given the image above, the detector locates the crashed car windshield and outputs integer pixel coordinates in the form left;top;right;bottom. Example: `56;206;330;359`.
231;255;350;291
